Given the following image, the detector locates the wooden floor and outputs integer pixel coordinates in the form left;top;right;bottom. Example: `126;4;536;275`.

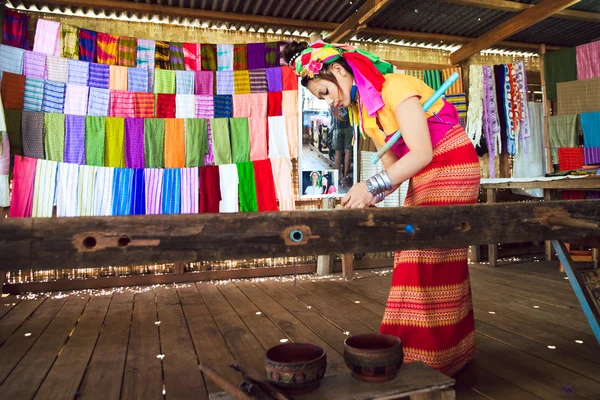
0;260;599;399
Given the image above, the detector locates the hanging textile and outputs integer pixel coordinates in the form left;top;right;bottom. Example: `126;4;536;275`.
230;117;251;163
137;39;156;69
282;90;298;116
109;65;129;91
466;65;483;147
155;69;176;94
196;96;215;166
44;113;65;162
481;66;501;176
3;10;29;49
23;50;46;79
548;115;578;164
268;116;290;158
509;64;523;145
265;42;281;69
112;168;134;216
584;147;600;165
1;72;26;110
247;43;266;70
200;165;221;213
32;159;58;218
165;118;185;168
185;118;208;167
156;94;176;118
249;69;269;93
64;114;86;165
78;165;97;216
68;59;89;86
176;70;195;95
105;117;126;168
78;28;97;62
514;61;531;149
267;91;283;116
512;102;545;198
85;116;106;166
195;71;214;95
88;63;110;89
210;117;232;165
144;118;165;168
445;94;467;119
253;159;278;212
5;109;23;156
249;117;268;161
118;36;137;67
236;162;258;212
145;168;164;214
180;167;199;214
161;168;182;214
0;129;8;207
110;90;135;118
93;166;114;216
45;55;69;83
60;24;79;60
576;40;600;80
169;42;186;71
558;148;584;171
217;44;234;71
216;71;235;95
130;168;146;215
270;156;295;211
281;67;298;91
176;94;196;118
249;93;268;117
233;94;252;118
10;156;37;217
125;118;145;168
286;115;299;158
23;77;45;112
96;32;119;65
233;70;251;95
21;111;45;159
233;44;248;71
493;65;508;152
155;41;171;70
134;92;155;118
442;67;463;94
64;84;89;116
214;95;233;118
33;19;60;56
0;45;24;75
183;43;200;71
56;162;80;217
128;67;149;93
201;44;217;71
580;112;600;147
545;48;577;101
218;164;239;213
87;87;111;116
503;64;516;155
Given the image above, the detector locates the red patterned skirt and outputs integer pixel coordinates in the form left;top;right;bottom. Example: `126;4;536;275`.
380;125;480;377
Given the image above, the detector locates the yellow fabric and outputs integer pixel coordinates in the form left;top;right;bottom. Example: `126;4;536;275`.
105;117;125;168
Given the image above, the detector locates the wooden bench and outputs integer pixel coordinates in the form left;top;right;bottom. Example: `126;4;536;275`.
209;361;455;400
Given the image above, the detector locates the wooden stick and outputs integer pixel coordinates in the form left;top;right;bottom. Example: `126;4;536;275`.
198;362;253;400
230;362;290;400
548;216;600;231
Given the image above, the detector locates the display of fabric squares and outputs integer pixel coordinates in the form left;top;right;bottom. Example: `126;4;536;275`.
236;162;258;212
195;70;214;95
195;95;214;119
23;50;47;79
580;112;600;148
109;65;129;91
136;39;155;69
183;43;200;71
64;84;90;116
176;70;195;94
210;118;232;165
185;118;208;167
584;147;600;165
118;36;137;67
96;32;119;65
217;44;234;71
60;24;80;60
249;69;268;93
253;159;278;211
88;63;110;89
78;28;97;62
33;19;61;56
558;147;584;171
2;72;26;110
230;117;251;163
110;90;135;118
169;42;186;71
5;108;24;156
87;87;111;117
128;67;149;93
247;93;267;119
233;94;252;118
134;92;155;118
199;165;221;212
68;59;89;85
0;44;25;75
42;81;66;113
23;77;45;112
46;55;69;83
154;69;176;94
216;71;234;95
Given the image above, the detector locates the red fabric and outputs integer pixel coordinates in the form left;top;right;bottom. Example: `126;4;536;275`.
1;72;26;110
9;156;37;218
281;66;298;90
558;147;584;171
342;52;386;92
134;92;155;118
156;94;176;118
252;159;278;212
267;91;282;116
200;165;221;213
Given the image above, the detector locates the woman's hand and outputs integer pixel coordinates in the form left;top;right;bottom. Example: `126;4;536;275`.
341;182;375;208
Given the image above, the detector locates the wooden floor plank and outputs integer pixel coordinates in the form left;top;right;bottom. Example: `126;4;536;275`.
0;295;89;399
155;286;207;400
78;291;134;400
0;295;22;320
312;278;385;316
235;282;347;377
454;382;492;400
0;298;45;346
0;296;67;385
475;333;600;399
121;290;163;400
295;280;383;332
197;283;266;375
34;295;111;399
256;281;349;355
176;284;241;395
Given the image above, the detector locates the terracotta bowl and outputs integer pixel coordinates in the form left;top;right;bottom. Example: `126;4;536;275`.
264;343;327;394
344;334;403;382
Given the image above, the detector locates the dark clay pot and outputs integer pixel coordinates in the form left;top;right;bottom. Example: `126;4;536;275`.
344;334;404;382
264;343;327;394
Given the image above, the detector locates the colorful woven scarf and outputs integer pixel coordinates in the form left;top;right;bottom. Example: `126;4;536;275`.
118;36;137;67
97;32;119;65
503;64;516;155
3;9;29;49
482;66;501;177
514;60;531;154
78;29;97;62
60;24;79;60
155;41;171;69
169;42;186;71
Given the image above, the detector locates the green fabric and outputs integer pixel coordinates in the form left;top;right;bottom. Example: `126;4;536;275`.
184;118;207;167
105;117;125;168
236;161;258;212
210;118;232;165
5;109;23;157
154;69;176;94
433;70;442;91
85;116;106;167
544;48;577;101
229;117;250;163
144;118;165;168
60;24;80;60
44;113;65;162
548;115;578;164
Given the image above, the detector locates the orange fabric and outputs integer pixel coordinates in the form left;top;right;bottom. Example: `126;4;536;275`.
164;118;185;168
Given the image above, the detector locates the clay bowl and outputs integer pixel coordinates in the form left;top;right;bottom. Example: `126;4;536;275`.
344;334;403;382
264;343;327;394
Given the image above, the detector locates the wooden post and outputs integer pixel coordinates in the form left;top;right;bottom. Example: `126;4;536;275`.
544;189;555;261
0;271;4;296
487;188;498;267
468;245;480;263
174;263;185;274
317;198;335;275
341;253;354;280
539;44;554;174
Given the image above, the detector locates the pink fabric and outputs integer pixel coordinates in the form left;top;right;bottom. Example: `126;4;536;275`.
9;155;37;217
576;40;600;80
33;19;60;56
183;43;200;71
249;117;268;161
110;90;135;118
249;93;268;117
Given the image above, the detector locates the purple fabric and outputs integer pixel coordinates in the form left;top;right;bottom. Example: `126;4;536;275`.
195;70;214;95
247;43;266;70
482;65;501;177
586;191;600;199
64;114;86;164
144;168;163;214
125;118;145;168
266;67;283;92
584;147;600;165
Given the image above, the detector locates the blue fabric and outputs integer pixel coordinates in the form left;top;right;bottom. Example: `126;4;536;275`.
128;67;149;93
88;63;110;89
24;77;45;112
581;112;600;148
130;168;146;215
42;81;66;113
175;70;195;94
87;87;111;116
68;59;89;86
0;44;24;75
111;168;134;216
161;168;181;214
213;95;232;118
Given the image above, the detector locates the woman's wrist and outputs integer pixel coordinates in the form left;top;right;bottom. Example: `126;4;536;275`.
365;170;393;203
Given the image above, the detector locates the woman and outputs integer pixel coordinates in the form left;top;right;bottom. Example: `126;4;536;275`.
304;171;324;195
284;41;480;376
321;173;337;195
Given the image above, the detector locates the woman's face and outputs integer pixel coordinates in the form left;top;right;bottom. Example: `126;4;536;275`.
311;173;319;183
322;176;328;186
306;63;353;108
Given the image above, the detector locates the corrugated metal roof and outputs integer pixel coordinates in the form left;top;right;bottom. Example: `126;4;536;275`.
511;0;600;13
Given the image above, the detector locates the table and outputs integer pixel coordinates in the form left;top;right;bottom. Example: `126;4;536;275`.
478;176;600;267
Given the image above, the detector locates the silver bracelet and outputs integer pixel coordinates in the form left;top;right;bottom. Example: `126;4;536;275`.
373;174;387;193
375;192;385;203
380;170;393;191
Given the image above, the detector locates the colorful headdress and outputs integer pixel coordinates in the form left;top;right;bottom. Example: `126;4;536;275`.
291;41;394;117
